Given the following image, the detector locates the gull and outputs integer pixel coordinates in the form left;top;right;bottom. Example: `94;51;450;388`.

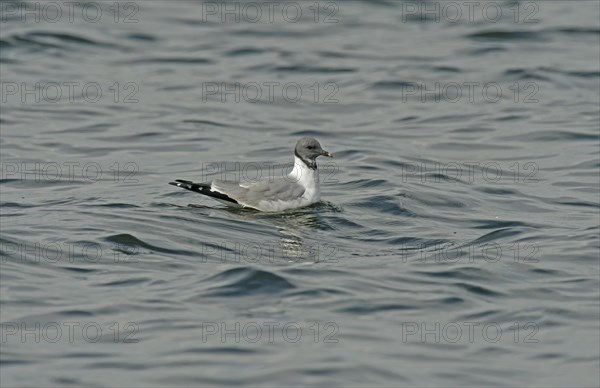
169;137;333;212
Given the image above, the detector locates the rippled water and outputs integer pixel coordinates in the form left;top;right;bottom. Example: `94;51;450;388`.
1;1;599;386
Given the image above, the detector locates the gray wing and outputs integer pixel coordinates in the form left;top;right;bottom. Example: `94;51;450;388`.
212;177;305;208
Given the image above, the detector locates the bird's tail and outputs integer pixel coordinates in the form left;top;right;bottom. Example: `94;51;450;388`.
169;179;239;204
169;179;211;194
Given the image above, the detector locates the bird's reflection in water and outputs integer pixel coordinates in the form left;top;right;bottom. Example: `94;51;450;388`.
277;220;316;263
259;203;339;264
191;201;340;264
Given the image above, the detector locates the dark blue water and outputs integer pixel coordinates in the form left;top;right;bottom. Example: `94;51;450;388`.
1;1;599;386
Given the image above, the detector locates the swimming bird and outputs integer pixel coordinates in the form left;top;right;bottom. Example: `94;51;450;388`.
169;137;333;212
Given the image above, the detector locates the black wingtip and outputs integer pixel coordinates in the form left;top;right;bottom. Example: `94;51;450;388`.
168;179;239;205
169;179;196;188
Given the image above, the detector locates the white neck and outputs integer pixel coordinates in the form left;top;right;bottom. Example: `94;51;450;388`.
289;156;319;193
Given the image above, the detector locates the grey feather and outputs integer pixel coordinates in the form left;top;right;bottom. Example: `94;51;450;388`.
212;177;305;208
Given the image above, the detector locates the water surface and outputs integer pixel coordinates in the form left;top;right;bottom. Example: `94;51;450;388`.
1;1;599;386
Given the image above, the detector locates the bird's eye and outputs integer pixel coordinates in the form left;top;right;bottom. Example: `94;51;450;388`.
307;146;314;150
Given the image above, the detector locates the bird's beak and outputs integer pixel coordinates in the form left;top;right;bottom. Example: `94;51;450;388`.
322;150;333;158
